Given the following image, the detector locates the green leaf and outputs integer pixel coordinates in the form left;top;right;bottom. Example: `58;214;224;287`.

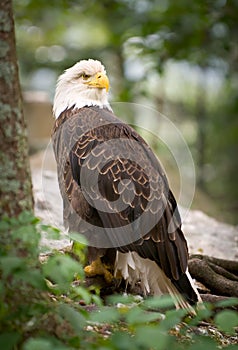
187;336;218;350
41;225;61;240
23;338;52;350
16;270;47;290
0;219;10;231
72;286;92;304
14;224;39;244
224;345;238;350
71;239;87;265
0;332;21;350
91;293;103;307
215;297;238;308
18;211;39;225
135;325;171;349
160;309;187;331
188;304;213;326
0;256;25;277
69;232;88;246
124;306;143;324
111;332;135;350
23;337;69;350
58;304;86;332
124;306;142;323
107;293;141;305
126;306;163;325
90;307;119;324
0;281;5;296
214;310;238;334
143;295;175;309
43;254;83;290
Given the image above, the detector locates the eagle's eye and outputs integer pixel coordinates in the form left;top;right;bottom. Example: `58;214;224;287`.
82;73;91;80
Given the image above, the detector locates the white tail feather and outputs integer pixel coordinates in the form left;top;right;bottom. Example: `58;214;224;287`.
115;251;198;311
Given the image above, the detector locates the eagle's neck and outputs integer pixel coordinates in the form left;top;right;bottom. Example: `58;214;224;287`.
53;84;112;119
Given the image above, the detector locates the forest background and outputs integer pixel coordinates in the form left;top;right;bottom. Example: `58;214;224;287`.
13;0;238;224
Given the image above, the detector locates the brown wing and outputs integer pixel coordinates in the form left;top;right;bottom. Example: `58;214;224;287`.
52;106;188;281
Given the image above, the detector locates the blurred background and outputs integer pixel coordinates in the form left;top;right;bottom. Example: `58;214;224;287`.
13;0;238;224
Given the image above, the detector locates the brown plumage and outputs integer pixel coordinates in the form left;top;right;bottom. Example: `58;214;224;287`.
52;59;200;308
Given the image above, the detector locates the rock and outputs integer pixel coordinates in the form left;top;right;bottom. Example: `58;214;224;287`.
183;210;238;260
31;147;69;251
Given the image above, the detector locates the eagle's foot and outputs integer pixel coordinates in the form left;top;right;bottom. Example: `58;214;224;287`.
84;257;113;284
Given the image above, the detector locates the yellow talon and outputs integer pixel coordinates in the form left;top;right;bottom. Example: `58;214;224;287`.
84;257;113;283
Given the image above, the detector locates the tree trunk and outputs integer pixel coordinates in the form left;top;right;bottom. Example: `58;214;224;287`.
0;0;33;217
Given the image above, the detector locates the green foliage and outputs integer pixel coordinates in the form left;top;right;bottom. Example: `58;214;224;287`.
23;337;69;350
0;212;91;349
1;212;237;349
206;83;238;221
214;310;238;335
0;332;21;350
43;254;84;292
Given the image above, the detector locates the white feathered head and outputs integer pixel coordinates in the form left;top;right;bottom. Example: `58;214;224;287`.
53;59;111;118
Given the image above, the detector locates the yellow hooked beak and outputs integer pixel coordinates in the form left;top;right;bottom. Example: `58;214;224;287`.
86;72;109;92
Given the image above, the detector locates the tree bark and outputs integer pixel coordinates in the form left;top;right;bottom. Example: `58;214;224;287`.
0;0;33;217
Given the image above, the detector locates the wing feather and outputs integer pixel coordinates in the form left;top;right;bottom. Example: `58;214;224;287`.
52;106;189;282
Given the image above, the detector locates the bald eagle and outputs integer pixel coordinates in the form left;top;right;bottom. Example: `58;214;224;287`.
52;59;200;309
